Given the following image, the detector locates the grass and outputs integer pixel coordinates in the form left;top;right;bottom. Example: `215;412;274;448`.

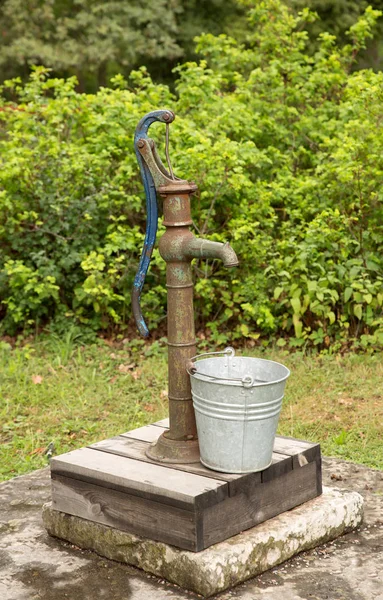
0;333;382;481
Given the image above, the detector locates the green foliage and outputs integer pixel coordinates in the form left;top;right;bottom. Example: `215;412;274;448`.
287;0;383;70
0;0;182;88
287;0;370;39
1;1;383;350
0;0;246;89
0;66;173;334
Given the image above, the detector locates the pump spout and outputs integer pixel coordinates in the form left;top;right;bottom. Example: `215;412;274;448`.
184;238;239;267
158;230;239;268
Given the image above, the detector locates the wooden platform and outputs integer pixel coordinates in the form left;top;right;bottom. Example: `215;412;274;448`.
50;419;322;552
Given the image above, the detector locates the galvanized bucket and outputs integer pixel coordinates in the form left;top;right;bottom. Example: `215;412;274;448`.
187;347;290;473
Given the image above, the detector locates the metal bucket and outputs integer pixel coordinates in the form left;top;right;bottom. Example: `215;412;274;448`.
187;347;290;473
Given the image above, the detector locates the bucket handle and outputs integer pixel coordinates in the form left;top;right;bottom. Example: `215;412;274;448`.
186;347;257;388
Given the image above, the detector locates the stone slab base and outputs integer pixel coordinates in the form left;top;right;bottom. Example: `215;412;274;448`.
43;486;363;597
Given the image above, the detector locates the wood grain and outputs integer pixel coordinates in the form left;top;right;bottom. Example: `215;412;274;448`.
91;427;299;491
152;419;169;428
90;435;241;483
261;452;293;484
51;447;228;510
52;474;198;551
50;422;322;551
122;424;167;443
202;460;319;548
274;436;321;469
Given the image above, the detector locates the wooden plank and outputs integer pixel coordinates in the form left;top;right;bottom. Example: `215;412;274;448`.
316;454;323;496
152;418;169;428
49;427;322;552
227;453;292;496
51;474;197;551
91;425;318;494
274;436;321;469
261;452;292;484
90;435;295;494
90;435;242;484
202;460;320;549
274;436;316;451
122;424;166;443
152;421;319;464
153;421;319;457
123;423;319;472
226;470;261;497
51;447;228;511
122;424;318;472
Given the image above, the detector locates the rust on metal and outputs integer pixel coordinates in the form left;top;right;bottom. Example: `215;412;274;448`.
133;110;238;464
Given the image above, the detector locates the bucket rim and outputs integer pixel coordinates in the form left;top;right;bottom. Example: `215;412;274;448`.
188;354;290;388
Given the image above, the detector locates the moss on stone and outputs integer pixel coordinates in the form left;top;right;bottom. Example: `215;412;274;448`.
42;489;364;598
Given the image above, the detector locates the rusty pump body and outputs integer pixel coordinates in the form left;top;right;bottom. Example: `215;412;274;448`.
132;109;238;463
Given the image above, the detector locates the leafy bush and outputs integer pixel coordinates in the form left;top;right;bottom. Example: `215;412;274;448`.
0;0;246;89
287;0;383;70
1;0;383;351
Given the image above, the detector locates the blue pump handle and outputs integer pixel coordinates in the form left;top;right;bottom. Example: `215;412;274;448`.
132;109;175;337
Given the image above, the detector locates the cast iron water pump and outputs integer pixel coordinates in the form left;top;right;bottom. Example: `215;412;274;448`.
132;109;239;463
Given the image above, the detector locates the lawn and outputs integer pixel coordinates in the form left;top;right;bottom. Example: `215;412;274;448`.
1;333;382;481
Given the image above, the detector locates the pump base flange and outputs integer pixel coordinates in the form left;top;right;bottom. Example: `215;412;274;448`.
145;431;200;464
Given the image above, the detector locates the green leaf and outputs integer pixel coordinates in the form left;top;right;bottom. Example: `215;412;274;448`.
290;297;301;315
344;287;353;303
366;260;380;272
241;303;256;315
292;314;303;338
274;287;283;300
354;304;363;320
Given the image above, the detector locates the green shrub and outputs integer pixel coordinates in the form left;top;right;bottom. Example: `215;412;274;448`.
1;0;383;351
286;0;383;71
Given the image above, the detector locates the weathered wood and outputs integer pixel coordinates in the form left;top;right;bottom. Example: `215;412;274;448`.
128;422;319;469
274;436;322;493
152;418;169;428
202;460;319;548
226;453;291;495
90;435;241;483
261;452;293;484
152;421;320;467
274;436;321;469
52;474;198;551
50;420;322;551
122;424;166;443
316;455;323;496
80;426;320;496
50;458;321;551
51;447;228;510
96;425;297;492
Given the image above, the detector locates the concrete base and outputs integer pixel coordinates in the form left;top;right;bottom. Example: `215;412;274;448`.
43;486;363;597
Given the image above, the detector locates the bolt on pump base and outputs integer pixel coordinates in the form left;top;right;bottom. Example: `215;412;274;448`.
132;110;238;463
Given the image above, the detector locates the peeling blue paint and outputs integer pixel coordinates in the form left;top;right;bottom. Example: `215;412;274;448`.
132;109;175;337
